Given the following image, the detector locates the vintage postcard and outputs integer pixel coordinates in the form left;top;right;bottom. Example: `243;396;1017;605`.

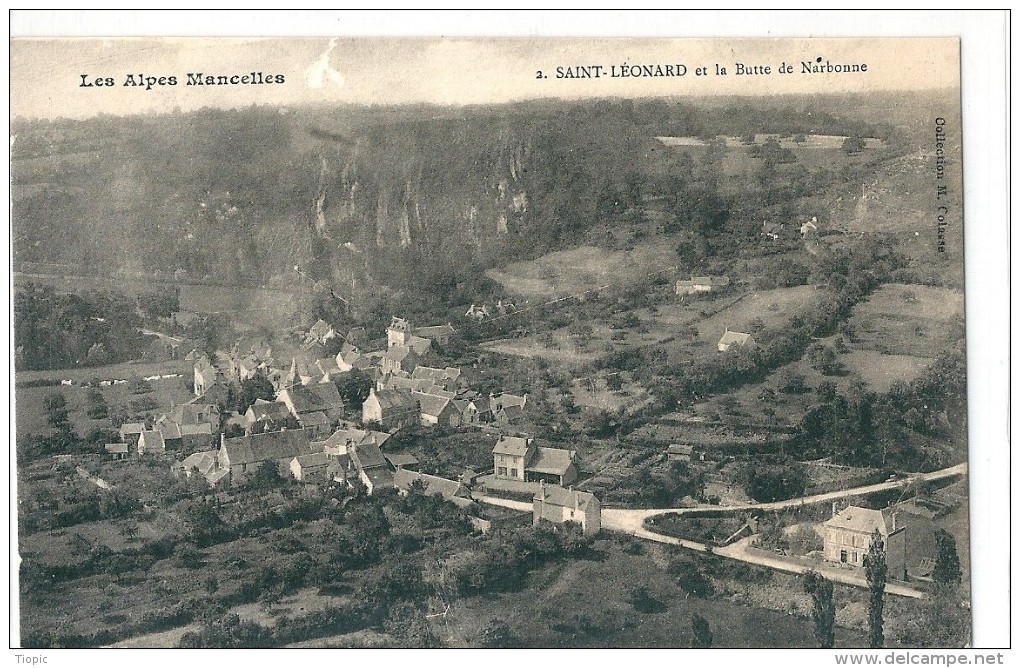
11;34;972;650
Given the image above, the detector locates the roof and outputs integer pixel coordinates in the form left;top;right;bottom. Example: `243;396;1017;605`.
179;450;218;475
315;358;343;376
534;484;599;512
384;345;416;363
406;335;433;356
393;469;467;502
369;388;418;414
120;422;145;435
361;466;394;490
293;452;331;469
350;442;388;471
492;393;527;409
221;430;314;466
180;422;213;436
667;444;695;455
308;319;334;339
280;384;344;417
171;403;219;425
384;453;420;469
414;392;452;418
493;436;533;457
247;400;291;422
298;411;329;427
105;443;129;454
139;430;165;449
527;447;575;476
157;422;182;440
718;330;754;347
206;468;230;484
823;506;898;536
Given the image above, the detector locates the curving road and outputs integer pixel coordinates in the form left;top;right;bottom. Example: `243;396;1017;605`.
474;462;966;599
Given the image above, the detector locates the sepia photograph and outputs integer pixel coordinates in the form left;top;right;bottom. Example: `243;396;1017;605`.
9;12;1005;654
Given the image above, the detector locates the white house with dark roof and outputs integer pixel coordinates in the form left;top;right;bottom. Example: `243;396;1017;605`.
676;275;730;298
533;483;601;536
137;430;166;456
822;505;907;580
119;422;146;447
290;452;331;482
362;388;419;430
717;328;756;352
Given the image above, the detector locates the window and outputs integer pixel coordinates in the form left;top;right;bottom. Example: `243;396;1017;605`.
510;468;518;478
840;550;848;563
852;551;858;563
497;467;507;476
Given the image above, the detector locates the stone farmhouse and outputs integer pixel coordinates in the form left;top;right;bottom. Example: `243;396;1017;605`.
533;482;601;536
822;505;907;580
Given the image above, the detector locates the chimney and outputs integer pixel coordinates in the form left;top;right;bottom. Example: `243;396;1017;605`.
890;511;898;532
831;501;838;518
220;432;225;449
538;480;546;501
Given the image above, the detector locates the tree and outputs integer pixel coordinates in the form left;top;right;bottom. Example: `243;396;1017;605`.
236;373;275;414
691;614;713;648
803;570;836;648
841;134;867;155
864;530;888;648
605;373;624;392
933;529;962;584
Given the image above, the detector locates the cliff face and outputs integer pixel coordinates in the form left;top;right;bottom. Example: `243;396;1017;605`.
11;108;546;290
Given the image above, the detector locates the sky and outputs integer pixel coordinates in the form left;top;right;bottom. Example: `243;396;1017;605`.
10;36;961;120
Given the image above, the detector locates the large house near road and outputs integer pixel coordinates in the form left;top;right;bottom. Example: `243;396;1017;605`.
492;436;579;486
533;483;601;536
822;505;907;580
362;388;419;430
717;328;756;353
676;275;730;298
218;429;316;484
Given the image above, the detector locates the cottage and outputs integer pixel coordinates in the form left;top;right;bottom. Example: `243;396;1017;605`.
381;345;421;375
306;319;338;346
362;388;419;430
218;429;316;484
800;217;819;239
349;442;393;495
137;430;166;456
387;317;455;350
465;304;491;321
533;483;601;536
175;450;223;485
170;402;221;427
157;421;183;450
414;391;461;428
394;469;473;508
290;452;331;482
717;328;756;352
179;423;215;451
411;365;461;390
822;505;907;580
414;323;456;348
460;396;493;425
244;399;294;433
676;275;730;298
278;383;345;422
384;452;420;471
119;422;146;447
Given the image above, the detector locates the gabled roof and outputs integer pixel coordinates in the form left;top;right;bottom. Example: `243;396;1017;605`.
667;444;695;455
105;443;129;454
718;330;754;347
535;484;598;512
369;388;418;414
493;436;533;457
385;452;420;469
247;399;292;422
414;392;453;418
139;430;166;451
406;335;433;356
171;403;219;426
293;452;331;469
298;411;329;428
384;345;417;363
221;430;314;466
394;469;468;502
527;447;575;476
179;450;218;475
157;421;182;440
308;319;334;339
350;442;388;471
180;422;213;436
492;393;527;409
823;505;898;536
119;422;146;436
280;384;344;416
678;275;730;287
315;357;343;376
415;323;456;339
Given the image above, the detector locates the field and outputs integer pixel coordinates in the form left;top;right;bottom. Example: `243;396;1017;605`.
486;243;678;300
15;362;193;441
